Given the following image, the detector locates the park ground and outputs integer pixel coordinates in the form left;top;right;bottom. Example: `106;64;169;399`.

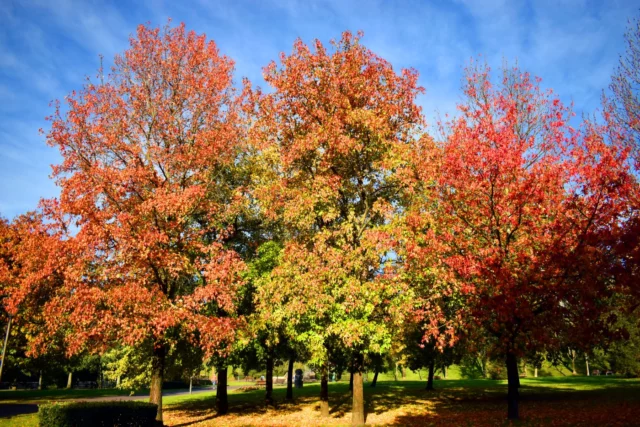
1;376;639;426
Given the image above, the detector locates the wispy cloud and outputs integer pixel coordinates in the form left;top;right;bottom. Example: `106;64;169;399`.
0;0;636;219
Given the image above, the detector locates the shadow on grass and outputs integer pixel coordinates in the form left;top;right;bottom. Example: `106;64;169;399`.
165;377;640;426
389;378;640;426
167;385;328;426
0;403;38;418
168;382;393;426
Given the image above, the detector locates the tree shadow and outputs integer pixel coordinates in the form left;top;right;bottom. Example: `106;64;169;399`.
165;379;640;426
0;403;38;418
166;387;319;425
388;381;640;426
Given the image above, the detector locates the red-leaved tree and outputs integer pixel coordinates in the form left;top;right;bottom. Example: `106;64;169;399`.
419;64;633;419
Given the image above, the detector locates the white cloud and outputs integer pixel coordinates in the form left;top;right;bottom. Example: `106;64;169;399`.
0;0;638;218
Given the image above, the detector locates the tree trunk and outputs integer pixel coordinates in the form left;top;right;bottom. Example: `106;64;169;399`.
351;353;365;426
349;371;354;392
0;316;12;384
401;365;406;379
534;367;538;378
189;377;193;394
426;360;435;391
265;356;274;406
150;344;166;425
371;370;378;388
98;358;103;389
38;371;43;390
585;354;590;376
66;372;73;389
286;355;294;400
216;364;228;414
320;365;329;417
442;364;447;379
117;375;121;388
506;353;519;420
394;363;398;381
351;356;364;426
352;370;365;425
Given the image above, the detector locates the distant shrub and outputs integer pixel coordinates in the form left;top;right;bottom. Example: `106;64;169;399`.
459;356;487;379
192;378;213;386
487;364;507;380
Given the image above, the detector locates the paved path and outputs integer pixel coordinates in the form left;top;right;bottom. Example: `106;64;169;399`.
74;386;223;402
0;386;243;419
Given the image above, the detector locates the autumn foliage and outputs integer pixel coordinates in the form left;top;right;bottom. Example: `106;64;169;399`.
247;31;424;424
435;65;631;353
40;23;247;422
0;213;72;355
1;20;639;427
404;64;634;418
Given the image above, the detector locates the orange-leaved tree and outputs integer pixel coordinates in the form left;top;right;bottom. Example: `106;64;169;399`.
248;31;424;426
44;22;247;423
424;63;633;419
0;213;72;383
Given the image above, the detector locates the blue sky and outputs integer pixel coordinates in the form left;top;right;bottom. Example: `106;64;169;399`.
0;0;637;219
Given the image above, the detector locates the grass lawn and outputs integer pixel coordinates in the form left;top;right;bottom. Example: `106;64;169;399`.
0;387;140;404
2;376;639;426
0;412;38;427
164;376;640;426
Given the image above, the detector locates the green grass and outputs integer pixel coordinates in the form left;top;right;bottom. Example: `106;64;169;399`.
158;376;640;426
2;376;639;426
0;412;38;427
165;376;637;410
163;376;640;426
164;375;640;406
519;375;640;390
225;360;580;384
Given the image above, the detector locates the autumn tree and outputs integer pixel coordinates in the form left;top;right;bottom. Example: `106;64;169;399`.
420;63;632;419
0;214;103;390
396;157;461;388
606;13;640;352
248;31;423;425
243;241;308;405
43;23;247;424
0;213;73;381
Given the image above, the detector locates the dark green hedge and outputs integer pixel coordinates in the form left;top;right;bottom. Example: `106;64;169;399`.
38;401;157;427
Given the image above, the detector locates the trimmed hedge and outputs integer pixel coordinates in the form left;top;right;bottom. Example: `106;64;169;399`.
38;401;157;426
